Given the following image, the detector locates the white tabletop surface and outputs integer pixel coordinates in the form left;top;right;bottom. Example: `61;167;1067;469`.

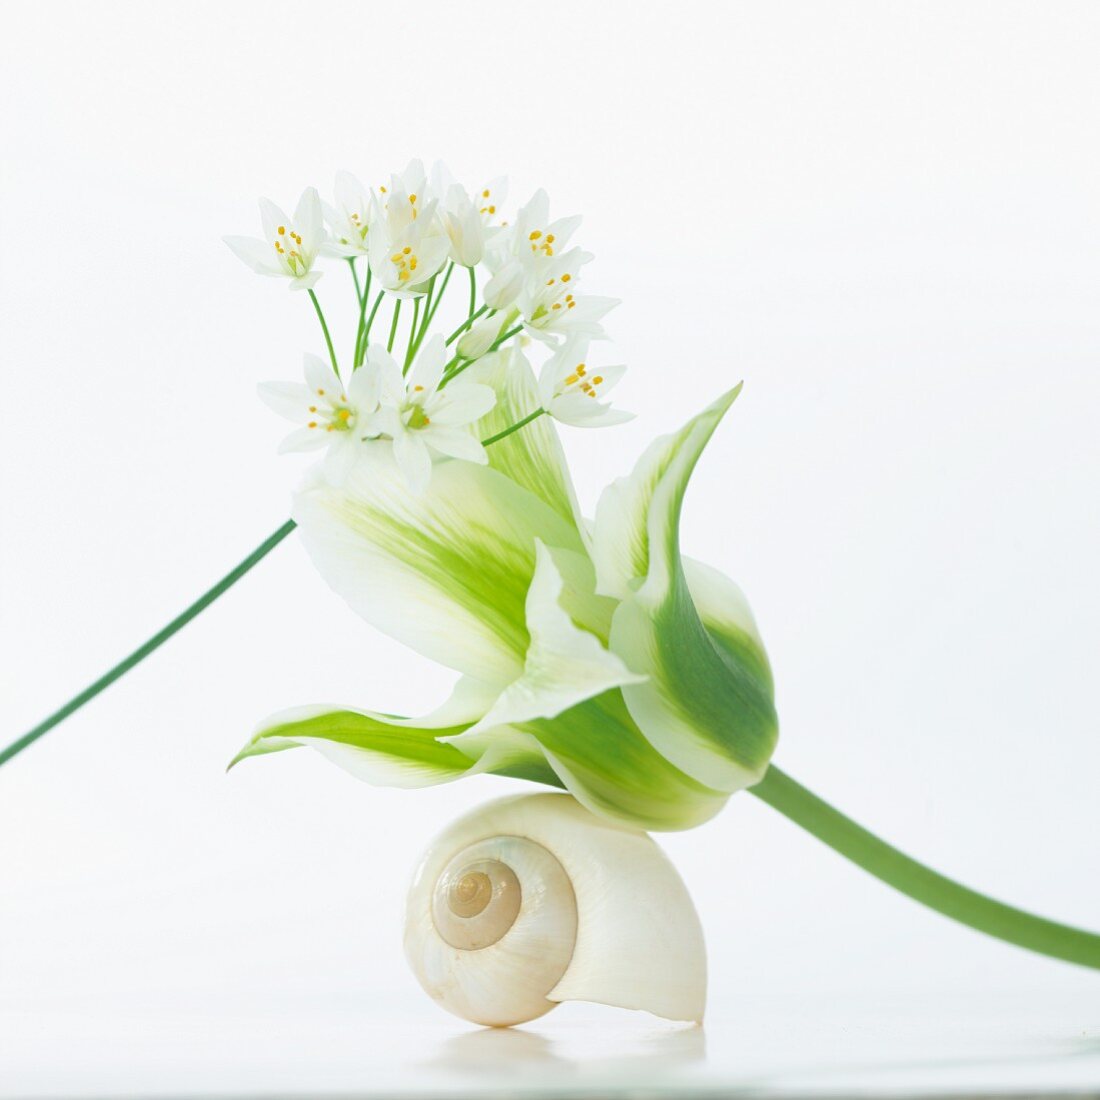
4;985;1099;1099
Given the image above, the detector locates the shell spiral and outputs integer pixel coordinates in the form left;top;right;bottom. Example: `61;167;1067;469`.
404;792;707;1027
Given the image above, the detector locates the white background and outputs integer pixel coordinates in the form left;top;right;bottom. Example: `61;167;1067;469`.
2;1;1099;1094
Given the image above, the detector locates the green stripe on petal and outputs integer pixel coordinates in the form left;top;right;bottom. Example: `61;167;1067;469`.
232;698;560;791
595;388;779;792
684;556;774;695
294;450;584;685
460;540;645;735
450;691;729;832
467;348;583;532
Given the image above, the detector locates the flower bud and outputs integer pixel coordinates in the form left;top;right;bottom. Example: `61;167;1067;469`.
457;314;507;360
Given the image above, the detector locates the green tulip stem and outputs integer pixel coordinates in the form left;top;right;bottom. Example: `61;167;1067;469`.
0;520;298;771
751;765;1100;969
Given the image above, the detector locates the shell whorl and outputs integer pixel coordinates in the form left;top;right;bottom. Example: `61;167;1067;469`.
404;793;707;1027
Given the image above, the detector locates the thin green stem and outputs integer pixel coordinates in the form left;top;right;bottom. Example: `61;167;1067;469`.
467;265;477;317
481;408;546;447
440;322;522;389
445;304;489;346
308;290;339;378
347;257;363;307
751;765;1100;970
419;262;454;340
404;298;422;369
353;274;374;368
359;290;385;366
491;324;523;350
0;521;297;771
387;298;402;355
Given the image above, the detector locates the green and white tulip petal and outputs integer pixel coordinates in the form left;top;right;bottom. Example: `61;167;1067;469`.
293;452;584;685
466;347;583;532
595;387;779;792
449;691;729;832
461;541;645;735
231;699;556;790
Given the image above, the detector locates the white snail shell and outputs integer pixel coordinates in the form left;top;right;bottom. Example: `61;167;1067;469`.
404;792;706;1027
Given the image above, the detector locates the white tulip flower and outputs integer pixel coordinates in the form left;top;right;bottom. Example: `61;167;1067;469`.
538;337;632;428
258;353;379;484
322;171;373;258
362;336;497;493
224;188;325;292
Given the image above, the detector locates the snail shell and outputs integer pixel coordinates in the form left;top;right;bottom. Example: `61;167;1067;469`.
404;792;706;1027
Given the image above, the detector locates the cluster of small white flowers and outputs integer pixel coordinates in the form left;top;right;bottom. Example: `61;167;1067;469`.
226;160;630;491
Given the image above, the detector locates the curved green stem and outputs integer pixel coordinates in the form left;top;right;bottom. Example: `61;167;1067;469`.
358;290;385;367
0;520;297;771
481;408;546;447
445;304;489;346
307;290;339;377
388;299;402;356
404;297;421;369
752;765;1100;969
347;257;362;307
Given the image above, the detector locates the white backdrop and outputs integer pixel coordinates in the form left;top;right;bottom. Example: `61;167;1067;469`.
2;0;1099;1089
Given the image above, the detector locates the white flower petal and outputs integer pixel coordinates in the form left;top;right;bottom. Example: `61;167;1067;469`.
407;334;448;395
277;426;328;454
303;353;341;399
392;429;433;493
258;380;311;422
430;382;497;426
461;542;645;736
223;235;280;276
425;427;488;464
258;198;290;244
294;186;323;248
291;451;585;684
323;436;361;486
363;344;405;405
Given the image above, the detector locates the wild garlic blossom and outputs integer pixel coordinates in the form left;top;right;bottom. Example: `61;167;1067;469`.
539;337;632;427
224;187;325;291
258;353;380;485
322;171;373;258
362;336;498;493
236;160;632;493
